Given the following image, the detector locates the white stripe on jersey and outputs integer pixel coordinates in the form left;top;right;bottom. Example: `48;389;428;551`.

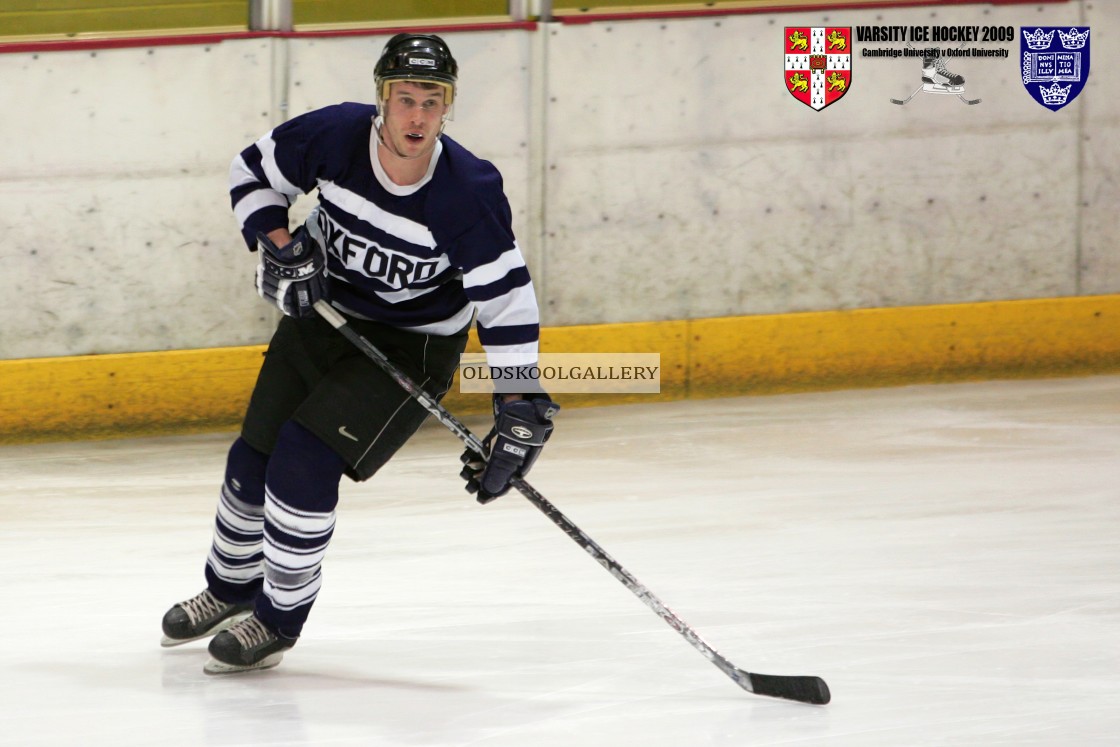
330;299;476;336
366;281;442;305
479;342;538;366
475;282;540;329
400;302;476;335
229;153;258;188
462;245;527;289
318;181;437;249
256;132;302;197
233;189;290;228
322;268;439;304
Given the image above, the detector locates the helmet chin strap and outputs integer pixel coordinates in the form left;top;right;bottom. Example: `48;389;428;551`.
374;114;422;161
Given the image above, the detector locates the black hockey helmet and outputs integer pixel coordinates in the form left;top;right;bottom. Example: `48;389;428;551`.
375;33;458;105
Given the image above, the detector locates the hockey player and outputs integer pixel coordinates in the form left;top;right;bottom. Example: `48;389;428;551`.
160;33;557;674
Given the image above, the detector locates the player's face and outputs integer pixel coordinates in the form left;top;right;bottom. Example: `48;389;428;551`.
381;82;449;160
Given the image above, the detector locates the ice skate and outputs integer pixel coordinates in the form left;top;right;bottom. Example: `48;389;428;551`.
921;56;965;94
204;614;296;674
891;50;980;106
161;589;253;647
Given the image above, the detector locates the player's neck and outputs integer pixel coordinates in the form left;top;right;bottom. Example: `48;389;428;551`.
376;140;432;186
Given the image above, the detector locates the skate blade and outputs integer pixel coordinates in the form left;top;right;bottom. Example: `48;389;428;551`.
159;610;253;648
922;83;965;95
203;651;285;675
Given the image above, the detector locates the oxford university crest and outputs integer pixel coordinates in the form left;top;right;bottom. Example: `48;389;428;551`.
1021;27;1090;112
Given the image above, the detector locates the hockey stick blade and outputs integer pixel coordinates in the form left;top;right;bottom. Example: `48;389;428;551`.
313;300;831;705
747;672;831;705
890;85;922;105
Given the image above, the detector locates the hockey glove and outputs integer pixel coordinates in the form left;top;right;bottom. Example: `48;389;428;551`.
255;227;328;319
460;394;559;504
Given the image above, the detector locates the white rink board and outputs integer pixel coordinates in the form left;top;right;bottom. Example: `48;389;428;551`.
1080;2;1120;296
1;39;278;357
1;1;1117;358
540;3;1096;324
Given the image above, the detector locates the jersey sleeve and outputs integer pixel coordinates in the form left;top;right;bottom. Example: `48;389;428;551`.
447;191;540;370
228;106;348;249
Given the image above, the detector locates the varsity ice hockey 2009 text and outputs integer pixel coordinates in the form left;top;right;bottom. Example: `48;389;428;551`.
855;25;1016;43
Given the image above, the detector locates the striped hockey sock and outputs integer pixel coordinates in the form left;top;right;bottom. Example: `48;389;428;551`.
204;437;269;601
256;421;347;639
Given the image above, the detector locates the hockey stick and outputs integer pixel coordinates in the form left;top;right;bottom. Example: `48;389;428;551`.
890;85;922;105
891;86;980;106
313;300;831;705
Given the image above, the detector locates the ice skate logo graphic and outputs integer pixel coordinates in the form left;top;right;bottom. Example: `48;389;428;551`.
784;27;851;111
891;44;980;106
1021;27;1090;112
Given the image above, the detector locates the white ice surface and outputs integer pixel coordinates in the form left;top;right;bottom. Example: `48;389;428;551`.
1;376;1118;746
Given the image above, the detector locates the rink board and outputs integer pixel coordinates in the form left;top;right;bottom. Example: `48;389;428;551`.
1;294;1118;444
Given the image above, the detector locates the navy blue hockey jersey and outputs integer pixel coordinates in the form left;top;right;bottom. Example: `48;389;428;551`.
229;102;538;366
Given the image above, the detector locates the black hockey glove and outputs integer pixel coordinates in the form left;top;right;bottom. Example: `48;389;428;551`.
255;227;328;319
460;394;559;504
